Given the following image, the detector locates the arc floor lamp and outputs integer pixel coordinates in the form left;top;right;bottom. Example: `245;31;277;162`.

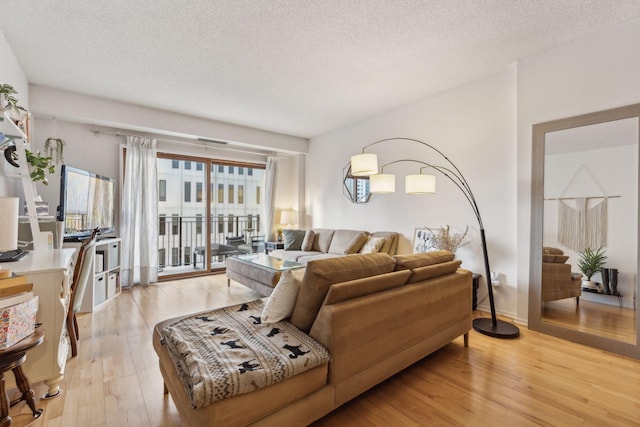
350;138;519;339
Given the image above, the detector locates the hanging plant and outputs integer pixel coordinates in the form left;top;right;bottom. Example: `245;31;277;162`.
44;137;66;164
5;146;56;185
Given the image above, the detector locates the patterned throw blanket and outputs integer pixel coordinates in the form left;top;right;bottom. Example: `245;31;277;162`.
161;299;331;409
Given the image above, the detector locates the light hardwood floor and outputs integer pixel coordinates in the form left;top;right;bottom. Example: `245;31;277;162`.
9;274;640;426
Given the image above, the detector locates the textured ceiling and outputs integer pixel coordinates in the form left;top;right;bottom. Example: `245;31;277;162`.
2;1;640;138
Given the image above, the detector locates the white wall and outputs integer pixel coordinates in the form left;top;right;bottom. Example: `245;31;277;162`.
309;66;519;318
517;17;640;320
0;30;29;197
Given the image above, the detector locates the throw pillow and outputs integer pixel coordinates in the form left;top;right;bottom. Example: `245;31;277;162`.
360;236;385;254
283;229;305;251
262;268;305;323
301;230;315;251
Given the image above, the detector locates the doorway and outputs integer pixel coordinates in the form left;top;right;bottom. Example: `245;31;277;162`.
156;153;265;280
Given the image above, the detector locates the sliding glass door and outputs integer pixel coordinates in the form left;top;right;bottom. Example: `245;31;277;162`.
157;154;264;279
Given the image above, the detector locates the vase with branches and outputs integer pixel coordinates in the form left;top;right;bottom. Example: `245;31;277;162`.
427;225;471;254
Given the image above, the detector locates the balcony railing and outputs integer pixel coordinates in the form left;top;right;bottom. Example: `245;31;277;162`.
157;214;263;274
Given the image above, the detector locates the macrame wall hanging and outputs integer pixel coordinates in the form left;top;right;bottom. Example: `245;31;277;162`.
547;164;618;252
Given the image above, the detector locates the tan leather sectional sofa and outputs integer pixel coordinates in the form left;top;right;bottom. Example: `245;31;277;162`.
153;250;472;426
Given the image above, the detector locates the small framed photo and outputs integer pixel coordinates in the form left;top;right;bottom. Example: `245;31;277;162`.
413;227;440;254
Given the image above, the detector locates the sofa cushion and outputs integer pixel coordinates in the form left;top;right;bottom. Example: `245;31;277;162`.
290;253;396;332
328;230;368;255
262;268;305;323
360;236;386;254
323;270;411;305
301;230;315;251
543;254;570;263
394;250;455;270
371;231;398;255
543;247;564;255
283;229;306;250
406;260;462;284
311;229;336;253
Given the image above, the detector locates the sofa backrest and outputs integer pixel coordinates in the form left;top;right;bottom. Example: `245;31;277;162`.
311;229;336;253
328;230;368;255
289;253;396;332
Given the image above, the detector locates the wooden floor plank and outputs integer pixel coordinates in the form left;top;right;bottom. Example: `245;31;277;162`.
6;274;640;426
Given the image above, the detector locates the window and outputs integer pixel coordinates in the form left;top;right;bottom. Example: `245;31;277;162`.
238;185;244;204
196;214;203;234
159;180;166;202
185;161;191;170
159;214;166;236
172;160;179;169
184;246;191;265
229;166;234;174
196;162;203;171
172;214;179;235
218;214;224;233
238;167;244;175
256;186;261;204
196;182;203;202
218;165;224;173
184;182;191;202
228;184;234;203
218;183;224;203
171;248;180;266
248;168;253;176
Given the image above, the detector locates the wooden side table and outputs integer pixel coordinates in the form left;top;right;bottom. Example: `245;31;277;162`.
0;331;44;426
264;241;285;254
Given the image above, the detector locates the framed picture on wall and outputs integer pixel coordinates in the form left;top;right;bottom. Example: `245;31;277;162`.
413;227;440;254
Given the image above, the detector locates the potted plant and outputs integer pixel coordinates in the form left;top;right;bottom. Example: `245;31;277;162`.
577;247;607;289
0;84;26;114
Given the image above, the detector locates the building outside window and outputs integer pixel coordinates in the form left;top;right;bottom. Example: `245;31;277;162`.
185;161;191;170
228;184;234;204
159;180;167;202
184;181;191;202
218;183;224;203
196;182;203;202
172;160;179;169
159;214;166;235
238;185;244;204
196;162;203;171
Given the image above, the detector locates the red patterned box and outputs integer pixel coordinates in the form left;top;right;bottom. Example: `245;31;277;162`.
0;296;39;349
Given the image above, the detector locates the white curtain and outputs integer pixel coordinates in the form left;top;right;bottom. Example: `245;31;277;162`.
120;136;158;287
263;156;278;241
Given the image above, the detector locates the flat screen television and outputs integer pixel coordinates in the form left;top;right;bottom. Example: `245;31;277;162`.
56;165;116;241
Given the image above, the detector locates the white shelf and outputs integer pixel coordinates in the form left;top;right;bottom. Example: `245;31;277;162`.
66;237;121;312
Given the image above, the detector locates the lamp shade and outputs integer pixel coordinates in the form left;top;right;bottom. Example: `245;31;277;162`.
350;153;378;176
370;173;396;193
405;174;436;194
280;210;296;227
0;197;19;251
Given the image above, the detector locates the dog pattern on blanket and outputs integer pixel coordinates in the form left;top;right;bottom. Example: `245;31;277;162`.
161;299;330;409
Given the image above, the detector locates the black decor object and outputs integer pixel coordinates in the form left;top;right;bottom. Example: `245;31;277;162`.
352;138;519;339
601;267;611;295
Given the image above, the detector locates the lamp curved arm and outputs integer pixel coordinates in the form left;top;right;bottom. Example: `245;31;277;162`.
379;157;482;228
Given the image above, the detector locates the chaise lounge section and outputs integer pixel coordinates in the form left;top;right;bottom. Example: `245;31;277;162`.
153;250;472;426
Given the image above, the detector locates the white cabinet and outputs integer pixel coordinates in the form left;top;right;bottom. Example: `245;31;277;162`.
80;237;121;312
4;248;76;398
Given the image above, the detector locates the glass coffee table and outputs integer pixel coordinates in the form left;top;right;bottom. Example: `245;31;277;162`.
226;253;304;296
235;253;304;271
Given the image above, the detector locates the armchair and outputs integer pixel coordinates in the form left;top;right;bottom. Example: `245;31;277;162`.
541;247;582;303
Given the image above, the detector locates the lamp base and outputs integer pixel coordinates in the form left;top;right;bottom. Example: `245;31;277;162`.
472;317;520;339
